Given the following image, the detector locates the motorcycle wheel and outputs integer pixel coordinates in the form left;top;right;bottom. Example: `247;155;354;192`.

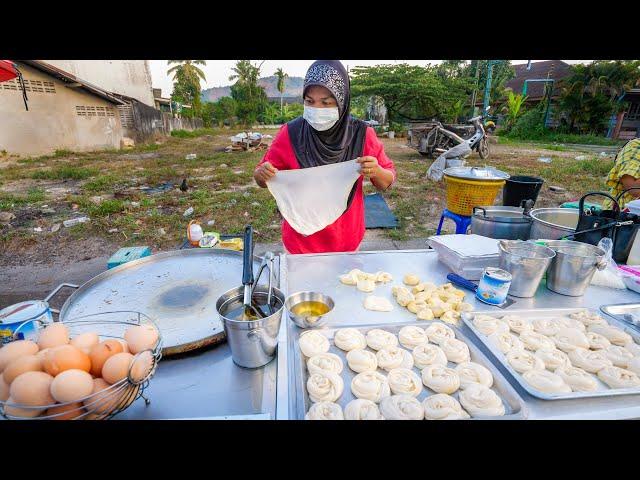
478;138;490;159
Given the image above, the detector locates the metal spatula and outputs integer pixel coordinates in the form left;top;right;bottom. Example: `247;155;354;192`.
446;273;517;309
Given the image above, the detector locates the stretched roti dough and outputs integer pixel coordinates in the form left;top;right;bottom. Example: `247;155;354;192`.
266;159;360;236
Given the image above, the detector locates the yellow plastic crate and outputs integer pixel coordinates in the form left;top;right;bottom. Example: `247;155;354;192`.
444;175;505;216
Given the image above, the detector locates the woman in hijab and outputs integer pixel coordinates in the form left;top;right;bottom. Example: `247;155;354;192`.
254;60;396;254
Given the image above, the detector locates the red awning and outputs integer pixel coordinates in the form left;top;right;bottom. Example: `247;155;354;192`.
0;60;18;83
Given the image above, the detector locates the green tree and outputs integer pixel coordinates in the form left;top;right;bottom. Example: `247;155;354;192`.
501;90;528;131
275;67;288;114
168;60;207;118
229;60;267;126
279;103;303;123
213;97;238;126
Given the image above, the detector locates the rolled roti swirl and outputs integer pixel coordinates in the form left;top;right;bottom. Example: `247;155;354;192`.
507;349;545;373
455;361;494;389
502;315;533;334
597;366;640;389
627;357;640;376
422;394;470;420
458;384;505;417
519;331;556;352
412;344;448;369
472;315;509;336
557;317;587;332
307;372;344;403
624;342;640;356
398;326;428;349
532;318;562;336
379;394;424;420
343;399;384;420
305;401;344;420
570;310;607;326
568;347;612;373
522;369;572;394
604;345;635;368
488;331;523;354
588;324;633;346
421;365;461;394
346;349;378;373
387;368;423;396
307;353;344;375
534;348;571;371
554;366;598;392
440;338;471;364
299;331;330;357
351;371;391;403
365;329;398;351
357;278;376;293
334;328;367;352
376;346;407;372
553;327;590;353
586;331;611;350
425;322;456;345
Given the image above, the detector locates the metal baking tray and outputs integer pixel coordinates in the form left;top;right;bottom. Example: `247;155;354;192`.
461;307;640;400
291;320;528;420
600;303;640;332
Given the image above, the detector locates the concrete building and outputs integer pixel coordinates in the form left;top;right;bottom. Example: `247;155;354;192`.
0;61;126;156
45;60;155;107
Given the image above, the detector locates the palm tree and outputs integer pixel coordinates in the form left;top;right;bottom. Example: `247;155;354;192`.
168;60;207;88
275;67;288;114
228;60;265;100
501;90;528;129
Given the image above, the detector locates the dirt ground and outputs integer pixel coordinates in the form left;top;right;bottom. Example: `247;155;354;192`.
0;129;616;273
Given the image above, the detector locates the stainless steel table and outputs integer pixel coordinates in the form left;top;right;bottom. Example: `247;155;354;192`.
276;249;640;419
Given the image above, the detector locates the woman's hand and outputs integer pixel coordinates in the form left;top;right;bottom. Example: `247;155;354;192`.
254;162;278;187
357;156;381;179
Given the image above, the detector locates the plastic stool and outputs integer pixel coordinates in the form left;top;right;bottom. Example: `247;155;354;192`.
436;209;472;235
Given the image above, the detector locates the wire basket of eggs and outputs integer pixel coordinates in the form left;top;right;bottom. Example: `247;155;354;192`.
0;310;162;420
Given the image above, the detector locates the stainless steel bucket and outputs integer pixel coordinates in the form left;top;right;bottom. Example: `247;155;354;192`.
498;241;556;297
545;241;607;296
216;285;285;368
528;208;579;240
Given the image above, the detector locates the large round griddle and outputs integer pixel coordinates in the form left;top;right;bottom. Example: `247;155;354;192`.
59;249;261;356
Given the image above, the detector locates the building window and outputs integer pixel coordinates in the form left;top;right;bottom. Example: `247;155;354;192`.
1;78;56;93
626;102;640;122
117;104;134;128
76;105;115;117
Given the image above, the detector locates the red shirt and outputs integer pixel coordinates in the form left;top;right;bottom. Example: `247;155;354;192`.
257;124;396;254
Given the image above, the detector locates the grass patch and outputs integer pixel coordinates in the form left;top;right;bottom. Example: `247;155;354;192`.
83;175;118;193
32;165;98;180
88;199;126;217
500;132;625;146
0;188;46;210
170;128;219;138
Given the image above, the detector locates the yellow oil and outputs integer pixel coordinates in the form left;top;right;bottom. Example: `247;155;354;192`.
290;301;330;318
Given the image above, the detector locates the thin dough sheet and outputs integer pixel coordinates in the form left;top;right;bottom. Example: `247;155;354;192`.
266;160;360;236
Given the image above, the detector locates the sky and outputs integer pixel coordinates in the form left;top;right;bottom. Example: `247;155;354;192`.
149;60;593;97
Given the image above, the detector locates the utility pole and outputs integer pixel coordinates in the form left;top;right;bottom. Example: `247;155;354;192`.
469;60;480;118
482;60;495;117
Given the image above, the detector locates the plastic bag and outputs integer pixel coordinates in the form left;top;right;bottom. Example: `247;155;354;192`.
590;238;627;289
426;142;472;182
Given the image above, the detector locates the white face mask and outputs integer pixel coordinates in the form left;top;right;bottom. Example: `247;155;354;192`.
303;106;339;131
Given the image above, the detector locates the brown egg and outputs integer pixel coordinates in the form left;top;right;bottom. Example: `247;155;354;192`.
130;351;154;383
0;373;10;401
84;377;121;415
0;340;39;372
43;345;91;376
102;352;134;384
36;348;50;362
37;323;70;350
9;371;55;406
70;332;99;355
4;396;43;418
124;325;159;354
45;402;85;420
89;340;123;377
3;355;43;385
50;369;94;403
117;340;130;353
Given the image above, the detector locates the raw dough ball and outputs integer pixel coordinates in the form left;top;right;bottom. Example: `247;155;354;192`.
357;278;376;293
519;331;556;352
440;338;470;364
597;366;640;389
604;345;635;368
307;372;344;403
507;349;545;373
422;394;470;420
412;344;448;369
458;384;505;417
307;353;344;375
455;361;493;389
417;309;435;321
351;371;391;403
569;348;613;373
299;331;330;358
392;285;411;298
588;324;633;346
488;331;523;354
456;302;473;313
570;310;607;326
472;315;509;336
502;315;533;335
403;274;420;286
365;329;398;351
387;368;423;396
554;366;599;392
627;357;640;376
396;290;415;307
379;394;424;420
334;328;366;352
411;283;426;294
305;402;344;420
346;349;378;373
522;369;572;394
431;302;453;318
425;322;455;345
587;331;611;350
421;365;461;394
553;327;590;353
339;270;359;286
534;348;571;371
363;295;393;312
407;300;427;314
557;317;587;332
440;310;460;325
374;271;393;283
343;399;384;420
414;292;430;303
532;318;562;337
398;326;428;349
568;348;613;373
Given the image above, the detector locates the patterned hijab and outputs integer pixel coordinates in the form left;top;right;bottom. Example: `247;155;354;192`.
287;60;367;169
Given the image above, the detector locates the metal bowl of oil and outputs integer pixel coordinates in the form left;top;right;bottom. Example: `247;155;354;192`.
285;291;335;329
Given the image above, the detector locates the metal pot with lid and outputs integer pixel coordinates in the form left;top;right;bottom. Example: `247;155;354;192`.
471;201;533;240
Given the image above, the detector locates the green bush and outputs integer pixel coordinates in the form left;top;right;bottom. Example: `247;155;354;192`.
32;166;98;180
